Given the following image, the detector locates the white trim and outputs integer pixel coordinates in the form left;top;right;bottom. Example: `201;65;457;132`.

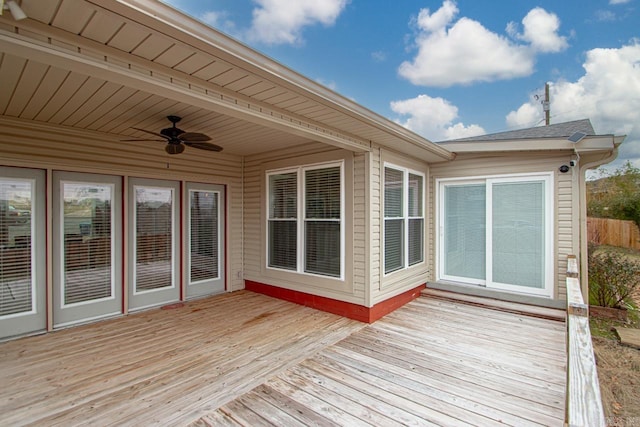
265;161;345;281
436;172;554;298
132;185;177;296
59;180;117;309
382;163;426;277
0;177;38;319
187;188;221;285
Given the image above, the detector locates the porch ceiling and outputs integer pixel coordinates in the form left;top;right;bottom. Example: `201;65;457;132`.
0;0;453;161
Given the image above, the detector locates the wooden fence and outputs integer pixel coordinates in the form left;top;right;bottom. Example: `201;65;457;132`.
587;217;640;250
565;255;606;427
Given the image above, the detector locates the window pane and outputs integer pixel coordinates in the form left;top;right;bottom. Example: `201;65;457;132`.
0;179;33;316
492;181;545;288
408;173;423;217
444;184;486;280
135;187;173;291
305;167;341;219
269;173;297;219
385;219;404;274
269;220;297;270
190;191;218;283
305;221;340;277
63;183;113;304
408;218;424;266
384;167;403;217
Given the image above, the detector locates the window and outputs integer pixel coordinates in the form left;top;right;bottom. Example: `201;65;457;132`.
0;178;35;317
439;174;553;296
384;165;425;274
267;163;343;279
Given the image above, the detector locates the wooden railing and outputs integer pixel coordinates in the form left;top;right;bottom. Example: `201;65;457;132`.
565;255;606;427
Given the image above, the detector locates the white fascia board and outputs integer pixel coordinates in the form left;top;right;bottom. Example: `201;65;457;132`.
440;136;620;154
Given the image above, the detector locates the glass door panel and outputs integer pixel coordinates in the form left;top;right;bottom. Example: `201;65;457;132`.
186;183;225;298
53;172;122;327
0;168;45;339
490;180;547;290
128;178;180;310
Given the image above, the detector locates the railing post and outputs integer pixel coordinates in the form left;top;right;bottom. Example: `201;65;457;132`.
565;255;606;427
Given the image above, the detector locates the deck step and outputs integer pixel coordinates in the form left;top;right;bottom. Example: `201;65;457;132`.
422;288;566;322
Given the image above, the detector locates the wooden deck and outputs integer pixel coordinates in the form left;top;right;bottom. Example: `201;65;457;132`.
0;291;567;426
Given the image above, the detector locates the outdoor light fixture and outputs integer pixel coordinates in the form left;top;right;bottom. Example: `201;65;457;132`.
1;1;27;21
559;165;570;173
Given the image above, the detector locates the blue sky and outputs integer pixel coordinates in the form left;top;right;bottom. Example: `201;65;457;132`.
163;0;639;171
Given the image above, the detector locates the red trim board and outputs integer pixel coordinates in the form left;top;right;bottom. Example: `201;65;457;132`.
244;281;425;323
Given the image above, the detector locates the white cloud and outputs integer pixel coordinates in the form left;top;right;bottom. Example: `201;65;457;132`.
609;0;631;4
506;41;640;169
199;10;238;36
246;0;348;45
399;1;567;87
514;7;568;53
390;94;485;141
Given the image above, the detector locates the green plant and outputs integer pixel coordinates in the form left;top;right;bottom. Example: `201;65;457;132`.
588;161;640;229
588;243;640;309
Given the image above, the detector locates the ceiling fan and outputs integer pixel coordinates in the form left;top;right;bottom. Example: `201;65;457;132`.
123;115;223;154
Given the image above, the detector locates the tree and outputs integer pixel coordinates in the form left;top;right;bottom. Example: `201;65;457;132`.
587;161;640;228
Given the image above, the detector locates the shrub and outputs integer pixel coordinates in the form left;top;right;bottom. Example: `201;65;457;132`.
588;244;640;309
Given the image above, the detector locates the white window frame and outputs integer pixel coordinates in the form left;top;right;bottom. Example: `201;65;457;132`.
383;163;426;276
187;188;221;285
437;172;554;297
59;180;117;308
132;185;177;295
266;161;345;280
0;176;38;319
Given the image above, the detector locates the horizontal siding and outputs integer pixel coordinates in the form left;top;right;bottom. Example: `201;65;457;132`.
429;152;577;302
242;143;365;305
0;118;245;292
353;152;366;302
372;148;431;306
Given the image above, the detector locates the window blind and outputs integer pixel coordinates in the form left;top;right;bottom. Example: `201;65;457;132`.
268;173;297;270
384;167;404;274
0;179;33;317
304;167;341;277
443;184;486;280
190;190;219;283
408;173;424;266
62;183;113;305
492;181;545;288
135;187;173;291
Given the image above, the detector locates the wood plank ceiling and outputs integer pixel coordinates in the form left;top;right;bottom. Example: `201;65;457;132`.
0;0;451;161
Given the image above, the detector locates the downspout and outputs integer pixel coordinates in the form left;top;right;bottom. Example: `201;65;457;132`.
577;145;620;301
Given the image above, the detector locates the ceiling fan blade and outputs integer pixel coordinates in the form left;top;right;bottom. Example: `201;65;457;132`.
184;141;223;152
179;132;211;142
131;127;170;140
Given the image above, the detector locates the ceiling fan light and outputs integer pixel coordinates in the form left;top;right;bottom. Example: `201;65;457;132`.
165;143;185;155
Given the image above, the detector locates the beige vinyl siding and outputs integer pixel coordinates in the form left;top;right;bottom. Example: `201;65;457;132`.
371;147;430;306
0;118;245;292
243;142;365;305
353;152;367;302
429;152;577;302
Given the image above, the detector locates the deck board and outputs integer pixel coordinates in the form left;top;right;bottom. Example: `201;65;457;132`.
202;295;566;427
0;291;566;426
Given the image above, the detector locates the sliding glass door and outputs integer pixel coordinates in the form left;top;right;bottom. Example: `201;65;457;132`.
439;174;553;297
